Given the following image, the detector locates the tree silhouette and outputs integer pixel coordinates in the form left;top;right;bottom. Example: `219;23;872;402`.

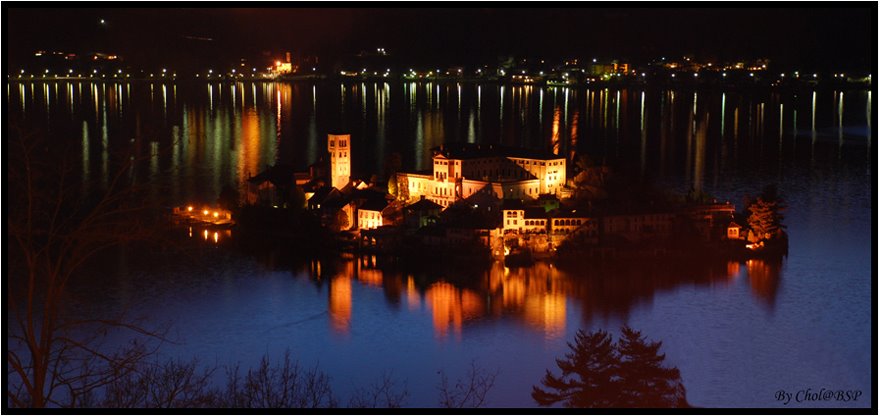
616;327;688;408
532;329;619;407
218;184;240;210
532;327;688;408
437;361;498;408
330;209;350;232
746;184;786;242
7;126;165;407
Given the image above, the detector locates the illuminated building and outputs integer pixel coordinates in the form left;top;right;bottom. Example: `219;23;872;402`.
395;143;567;207
328;134;351;190
727;221;744;239
588;60;630;76
275;61;293;74
357;198;389;230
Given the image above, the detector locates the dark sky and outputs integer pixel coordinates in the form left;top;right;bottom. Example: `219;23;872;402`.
6;7;876;71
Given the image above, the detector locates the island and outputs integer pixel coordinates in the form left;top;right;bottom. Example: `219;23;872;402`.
175;133;788;265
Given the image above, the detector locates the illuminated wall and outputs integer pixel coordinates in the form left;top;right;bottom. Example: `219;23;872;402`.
397;172;432;203
328;134;350;190
358;209;383;230
503;209;525;232
398;153;566;204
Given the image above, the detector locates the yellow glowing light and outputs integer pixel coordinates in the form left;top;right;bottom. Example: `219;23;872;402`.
213;211;219;218
187;206;193;212
203;210;209;215
213;232;219;243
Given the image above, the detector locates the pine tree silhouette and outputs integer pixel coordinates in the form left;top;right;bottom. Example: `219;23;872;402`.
532;329;619;407
747;184;786;241
616;326;688;408
532;327;689;408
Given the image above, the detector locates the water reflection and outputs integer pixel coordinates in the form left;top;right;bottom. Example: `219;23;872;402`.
551;106;561;155
329;274;352;335
838;91;844;152
811;90;817;144
868;91;874;149
7;79;871;408
426;282;482;340
280;255;784;341
6;80;871;231
744;259;783;308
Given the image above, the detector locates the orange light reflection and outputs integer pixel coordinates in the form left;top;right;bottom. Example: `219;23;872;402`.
329;275;352;334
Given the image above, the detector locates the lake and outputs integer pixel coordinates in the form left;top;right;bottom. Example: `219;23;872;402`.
7;80;873;408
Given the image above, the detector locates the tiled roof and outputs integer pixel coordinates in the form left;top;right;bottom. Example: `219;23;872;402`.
360;198;390;212
524;207;548;219
247;164;295;187
406;198;443;212
432;143;562;161
501;199;526;210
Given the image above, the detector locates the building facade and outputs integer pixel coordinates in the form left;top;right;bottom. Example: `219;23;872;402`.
328;133;351;190
397;144;567;207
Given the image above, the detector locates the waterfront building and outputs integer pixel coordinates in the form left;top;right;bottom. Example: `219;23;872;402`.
403;196;443;229
328;133;351;190
245;164;296;207
396;143;567;207
727;221;744;240
248;133;739;253
357;198;390;230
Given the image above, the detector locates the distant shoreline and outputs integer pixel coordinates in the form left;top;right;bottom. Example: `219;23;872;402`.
7;76;871;92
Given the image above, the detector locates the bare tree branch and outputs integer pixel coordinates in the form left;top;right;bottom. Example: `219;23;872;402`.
437;360;499;408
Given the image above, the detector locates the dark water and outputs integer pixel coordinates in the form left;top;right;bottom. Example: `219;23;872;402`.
7;80;874;408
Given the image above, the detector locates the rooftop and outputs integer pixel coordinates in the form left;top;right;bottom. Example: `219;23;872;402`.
360;198;390;212
433;142;563;161
247;164;296;187
523;207;548;219
406;197;444;212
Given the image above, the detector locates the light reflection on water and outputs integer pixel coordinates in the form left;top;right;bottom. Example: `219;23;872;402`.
7;81;873;408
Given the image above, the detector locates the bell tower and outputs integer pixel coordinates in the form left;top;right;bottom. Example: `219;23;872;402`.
328;133;351;189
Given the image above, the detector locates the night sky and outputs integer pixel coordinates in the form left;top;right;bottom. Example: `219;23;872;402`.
6;7;876;71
